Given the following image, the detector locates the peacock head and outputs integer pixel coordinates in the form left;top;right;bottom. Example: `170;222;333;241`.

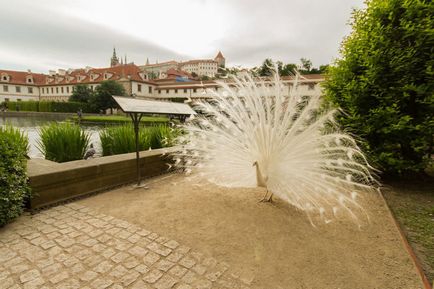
252;161;258;167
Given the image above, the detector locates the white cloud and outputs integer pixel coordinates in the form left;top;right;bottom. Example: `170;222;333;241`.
0;0;365;71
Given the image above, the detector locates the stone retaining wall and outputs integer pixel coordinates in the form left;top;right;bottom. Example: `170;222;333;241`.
27;148;175;209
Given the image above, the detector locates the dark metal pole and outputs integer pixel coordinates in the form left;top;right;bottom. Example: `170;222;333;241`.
130;112;143;186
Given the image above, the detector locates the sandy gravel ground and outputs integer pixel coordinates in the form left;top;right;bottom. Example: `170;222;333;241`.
79;174;424;289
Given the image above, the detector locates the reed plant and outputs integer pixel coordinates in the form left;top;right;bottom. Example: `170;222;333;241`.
100;124;177;156
37;122;90;162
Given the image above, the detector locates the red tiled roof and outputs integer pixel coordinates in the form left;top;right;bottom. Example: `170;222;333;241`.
0;69;46;86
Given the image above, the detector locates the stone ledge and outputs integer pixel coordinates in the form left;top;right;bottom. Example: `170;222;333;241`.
27;147;177;209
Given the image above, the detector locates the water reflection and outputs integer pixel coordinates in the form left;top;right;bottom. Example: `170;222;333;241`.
0;114;102;159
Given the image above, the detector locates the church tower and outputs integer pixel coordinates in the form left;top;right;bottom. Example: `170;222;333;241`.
214;51;225;68
110;47;120;67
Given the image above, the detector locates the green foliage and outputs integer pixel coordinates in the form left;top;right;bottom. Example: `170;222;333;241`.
324;0;434;176
257;58;325;76
0;126;30;226
6;101;93;113
37;122;90;162
69;84;94;103
91;80;126;113
100;124;177;156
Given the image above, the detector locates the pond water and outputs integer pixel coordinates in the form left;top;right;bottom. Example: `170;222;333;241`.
0;114;102;159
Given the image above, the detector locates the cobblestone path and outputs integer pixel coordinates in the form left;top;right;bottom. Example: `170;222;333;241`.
0;203;252;289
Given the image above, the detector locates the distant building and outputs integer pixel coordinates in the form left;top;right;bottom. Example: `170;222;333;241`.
0;63;325;104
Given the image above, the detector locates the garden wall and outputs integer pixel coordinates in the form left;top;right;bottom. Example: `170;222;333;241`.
27;147;175;209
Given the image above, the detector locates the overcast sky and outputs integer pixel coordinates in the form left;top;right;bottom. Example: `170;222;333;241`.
0;0;365;73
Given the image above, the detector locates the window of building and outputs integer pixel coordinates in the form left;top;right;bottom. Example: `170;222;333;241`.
148;86;152;94
16;86;21;93
4;98;9;102
56;87;59;93
174;89;178;94
2;76;7;81
28;87;33;94
27;78;32;83
51;87;54;93
158;90;161;94
166;89;169;93
61;87;64;93
193;88;197;93
3;85;8;92
67;87;69;93
137;84;142;92
184;89;187;93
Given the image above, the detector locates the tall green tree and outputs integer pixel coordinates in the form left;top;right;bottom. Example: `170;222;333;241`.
69;84;94;103
258;58;274;76
324;0;434;176
92;80;126;113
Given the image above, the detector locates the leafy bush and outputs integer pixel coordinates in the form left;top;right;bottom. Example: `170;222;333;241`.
37;122;90;162
6;101;94;113
100;124;176;156
324;0;434;176
0;126;30;226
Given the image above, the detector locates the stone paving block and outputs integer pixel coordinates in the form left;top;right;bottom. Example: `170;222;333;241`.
167;251;184;263
109;265;128;278
20;269;41;283
190;251;204;262
63;256;80;267
49;271;69;284
1;277;15;288
4;256;25;267
128;245;148;257
154;274;179;289
143;251;160;266
118;230;132;240
75;248;93;260
156;236;169;244
41;263;62;276
91;278;113;289
22;276;45;289
127;234;141;244
179;256;196;269
40;240;57;250
147;242;172;256
70;263;85;274
82;238;99;247
124;256;140;269
97;234;112;243
136;229;151;237
91;243;107;253
55;278;81;289
176;284;193;289
36;257;55;269
80;270;98;282
120;270;140;286
181;271;198;284
143;269;163;284
93;260;113;274
147;232;159;240
131;280;150;289
111;252;130;263
164;240;179;249
84;255;105;267
0;248;17;262
176;245;191;255
134;263;149;274
156;259;176;272
101;248;116;259
114;240;133;251
169;265;188;278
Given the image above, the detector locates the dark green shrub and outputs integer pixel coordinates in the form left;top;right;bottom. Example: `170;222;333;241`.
37;122;90;162
0;126;30;226
6;101;94;113
324;0;434;176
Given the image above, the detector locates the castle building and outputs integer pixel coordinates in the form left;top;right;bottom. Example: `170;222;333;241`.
0;49;324;104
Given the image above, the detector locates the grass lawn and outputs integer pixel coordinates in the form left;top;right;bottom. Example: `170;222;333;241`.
71;115;169;124
382;176;434;283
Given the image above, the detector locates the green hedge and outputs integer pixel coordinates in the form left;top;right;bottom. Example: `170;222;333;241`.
6;101;94;113
0;126;30;226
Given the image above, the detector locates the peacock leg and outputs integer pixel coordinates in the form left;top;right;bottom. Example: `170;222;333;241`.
267;193;274;202
258;190;270;203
